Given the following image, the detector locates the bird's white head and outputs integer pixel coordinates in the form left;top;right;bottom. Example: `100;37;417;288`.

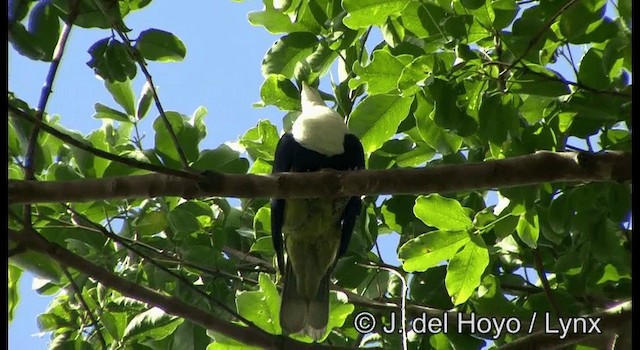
292;82;349;156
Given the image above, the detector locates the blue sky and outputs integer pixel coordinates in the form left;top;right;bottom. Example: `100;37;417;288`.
9;0;618;348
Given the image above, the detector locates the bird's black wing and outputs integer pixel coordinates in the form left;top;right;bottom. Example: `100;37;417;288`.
337;133;365;258
271;133;295;274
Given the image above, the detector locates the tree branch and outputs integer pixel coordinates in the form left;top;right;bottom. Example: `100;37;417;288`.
9;151;631;204
22;0;80;232
64;205;259;329
8;227;374;350
8;104;200;181
533;249;561;317
497;301;632;350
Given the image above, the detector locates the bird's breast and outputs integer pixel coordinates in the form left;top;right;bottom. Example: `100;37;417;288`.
282;198;347;240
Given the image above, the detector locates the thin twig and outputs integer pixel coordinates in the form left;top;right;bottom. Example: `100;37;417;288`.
532;249;561;317
32;208;250;284
93;0;190;169
561;43;580;79
64;205;261;331
61;267;108;350
346;26;372;111
507;0;581;71
8;105;201;181
23;0;80;228
24;0;80;181
482;62;631;97
359;262;407;350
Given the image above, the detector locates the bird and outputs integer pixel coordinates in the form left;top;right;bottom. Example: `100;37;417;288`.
270;82;365;341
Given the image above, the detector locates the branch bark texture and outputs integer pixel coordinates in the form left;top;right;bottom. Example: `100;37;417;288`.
9;151;631;204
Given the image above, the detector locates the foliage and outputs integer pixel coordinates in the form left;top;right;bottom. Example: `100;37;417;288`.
8;0;631;349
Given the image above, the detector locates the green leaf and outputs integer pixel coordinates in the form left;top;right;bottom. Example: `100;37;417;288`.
559;0;606;43
413;93;463;155
135;29;187;62
250;236;276;255
516;210;539;249
105;40;137;82
461;0;485;10
153;112;201;167
86;38;110;78
508;68;571;97
193;145;249;174
207;332;262;350
596;264;630;284
349;50;412;95
478;94;518;144
239;120;280;161
44;163;83;181
253;206;271;238
399;2;448;47
395;143;435;167
342;0;412;29
261;32;318;79
123;307;184;341
105;79;136;116
398;230;471;272
578;47;609;89
249;158;273;174
168;208;201;235
259;74;300;111
248;0;322;34
136;81;154;120
305;41;339;77
236;273;281;334
414;194;473;231
325;292;355;338
554;251;583;275
445;235;489;305
135;211;168;236
397;55;434;96
8;264;22;323
92;103;131;122
348;94;413;153
443;15;473;40
10;250;62;284
101;312;127;340
429;79;477;136
18;0;60;61
381;17;405;48
618;0;631;27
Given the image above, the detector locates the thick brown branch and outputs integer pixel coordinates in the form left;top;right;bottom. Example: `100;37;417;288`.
9;151;631;204
8;228;371;350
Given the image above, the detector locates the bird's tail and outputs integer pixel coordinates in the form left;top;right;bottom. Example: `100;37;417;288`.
280;264;330;341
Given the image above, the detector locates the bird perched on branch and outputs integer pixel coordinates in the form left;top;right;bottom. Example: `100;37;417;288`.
270;82;365;340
